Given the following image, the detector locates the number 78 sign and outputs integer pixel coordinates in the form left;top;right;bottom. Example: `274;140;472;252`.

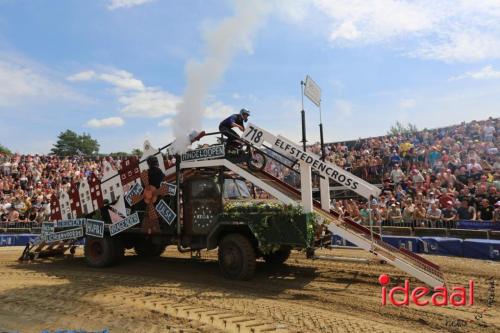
243;124;275;148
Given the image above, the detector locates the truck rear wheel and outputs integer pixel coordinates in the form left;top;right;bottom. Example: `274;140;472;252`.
84;236;117;268
263;248;291;265
218;234;256;280
134;239;166;257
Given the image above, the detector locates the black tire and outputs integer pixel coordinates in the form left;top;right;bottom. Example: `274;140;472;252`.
263;248;291;265
218;234;256;280
134;239;166;257
84;236;117;268
249;151;266;171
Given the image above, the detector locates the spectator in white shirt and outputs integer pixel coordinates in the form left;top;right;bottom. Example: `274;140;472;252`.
390;164;405;184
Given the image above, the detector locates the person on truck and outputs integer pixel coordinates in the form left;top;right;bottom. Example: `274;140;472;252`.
219;108;250;148
146;155;164;188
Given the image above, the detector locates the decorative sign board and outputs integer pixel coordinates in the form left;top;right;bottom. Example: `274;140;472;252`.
243;123;381;199
109;212;140;236
243;125;275;148
44;227;84;243
161;182;177;196
193;205;214;231
55;218;86;228
124;182;144;206
155;199;176;225
181;145;224;162
41;222;54;235
85;219;105;238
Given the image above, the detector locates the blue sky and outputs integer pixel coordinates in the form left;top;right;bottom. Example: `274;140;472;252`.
0;0;499;154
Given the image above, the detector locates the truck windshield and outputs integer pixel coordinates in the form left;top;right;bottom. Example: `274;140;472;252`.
224;179;251;199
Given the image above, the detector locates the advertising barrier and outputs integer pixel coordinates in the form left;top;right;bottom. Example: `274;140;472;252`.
330;233;499;260
420;237;464;256
462;239;500;260
382;236;423;253
0;234;39;246
456;220;500;231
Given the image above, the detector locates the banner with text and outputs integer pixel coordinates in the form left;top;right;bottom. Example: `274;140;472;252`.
181;144;225;162
243;123;381;199
44;227;84;243
55;219;86;229
109;212;140;236
85;219;105;238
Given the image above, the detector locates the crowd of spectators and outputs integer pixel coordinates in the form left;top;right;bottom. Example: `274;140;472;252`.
1;117;499;226
265;117;500;225
0;155;122;223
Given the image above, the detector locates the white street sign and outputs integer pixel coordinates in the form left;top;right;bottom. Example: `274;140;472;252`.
304;75;321;107
242;123;381;199
109;212;140;236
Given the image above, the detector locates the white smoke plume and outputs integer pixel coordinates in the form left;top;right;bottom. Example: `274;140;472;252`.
171;0;270;153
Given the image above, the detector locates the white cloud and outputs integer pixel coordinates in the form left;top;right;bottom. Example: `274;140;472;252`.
67;70;96;81
68;68;235;120
107;0;154;10
272;0;311;23
67;69;178;117
308;0;500;62
119;88;180;117
0;55;80;107
399;98;416;109
86;117;125;128
449;65;500;81
413;31;500;62
204;101;235;119
67;69;144;91
315;0;434;43
98;70;145;91
331;21;360;41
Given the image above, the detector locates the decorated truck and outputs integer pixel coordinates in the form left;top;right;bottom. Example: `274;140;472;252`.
23;137;315;281
22;124;446;288
88;168;314;280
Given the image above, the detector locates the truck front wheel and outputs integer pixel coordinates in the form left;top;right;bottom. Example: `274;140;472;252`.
218;234;256;280
84;236;117;268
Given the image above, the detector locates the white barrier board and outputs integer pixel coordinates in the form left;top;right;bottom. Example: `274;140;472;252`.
243;123;381;199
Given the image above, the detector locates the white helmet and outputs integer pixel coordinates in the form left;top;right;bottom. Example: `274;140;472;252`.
240;108;250;116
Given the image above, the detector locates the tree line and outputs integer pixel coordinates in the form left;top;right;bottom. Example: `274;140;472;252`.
1;130;142;157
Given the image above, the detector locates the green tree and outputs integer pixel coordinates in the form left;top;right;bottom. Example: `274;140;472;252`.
387;121;418;136
51;130;100;156
131;148;143;156
0;143;12;156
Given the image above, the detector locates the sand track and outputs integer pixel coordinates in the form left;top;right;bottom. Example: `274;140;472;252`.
0;247;498;333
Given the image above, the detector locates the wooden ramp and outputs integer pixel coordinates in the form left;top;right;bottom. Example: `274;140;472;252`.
19;238;77;261
249;168;445;287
